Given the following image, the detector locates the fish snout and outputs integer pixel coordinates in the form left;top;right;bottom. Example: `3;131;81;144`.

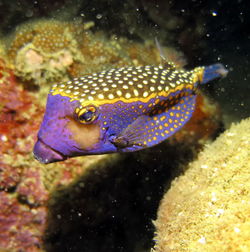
33;139;66;164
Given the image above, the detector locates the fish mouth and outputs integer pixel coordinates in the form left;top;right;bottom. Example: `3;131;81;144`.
33;138;67;164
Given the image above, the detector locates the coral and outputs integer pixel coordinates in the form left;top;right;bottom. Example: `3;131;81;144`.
6;19;89;85
153;117;250;252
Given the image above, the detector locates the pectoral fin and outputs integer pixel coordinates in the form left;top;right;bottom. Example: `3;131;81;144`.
109;115;151;150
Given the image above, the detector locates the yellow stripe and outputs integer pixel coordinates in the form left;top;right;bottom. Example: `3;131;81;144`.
51;83;196;107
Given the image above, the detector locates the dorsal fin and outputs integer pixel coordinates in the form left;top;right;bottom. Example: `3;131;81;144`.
155;37;176;70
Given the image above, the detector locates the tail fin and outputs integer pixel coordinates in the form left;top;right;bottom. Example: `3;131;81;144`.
201;63;228;84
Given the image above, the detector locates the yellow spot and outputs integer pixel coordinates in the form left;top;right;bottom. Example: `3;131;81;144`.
159;125;163;130
170;112;174;116
153;136;157;141
143;91;148;97
160;116;166;121
164;123;169;127
169;119;173;123
165;130;169;134
155;99;160;104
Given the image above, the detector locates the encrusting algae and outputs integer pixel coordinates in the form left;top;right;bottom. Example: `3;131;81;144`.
153;117;250;252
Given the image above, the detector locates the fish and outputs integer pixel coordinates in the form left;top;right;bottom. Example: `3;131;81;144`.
33;62;228;163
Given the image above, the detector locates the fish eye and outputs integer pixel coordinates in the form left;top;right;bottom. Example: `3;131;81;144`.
75;105;99;124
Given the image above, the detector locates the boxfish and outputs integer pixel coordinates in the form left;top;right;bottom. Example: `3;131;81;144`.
33;62;227;163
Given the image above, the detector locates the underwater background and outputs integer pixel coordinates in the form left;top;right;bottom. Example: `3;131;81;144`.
0;0;249;251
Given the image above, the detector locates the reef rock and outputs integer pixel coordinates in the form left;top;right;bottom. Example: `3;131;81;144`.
153;117;250;252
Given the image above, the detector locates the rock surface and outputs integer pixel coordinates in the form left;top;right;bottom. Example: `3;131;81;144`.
153;117;250;252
